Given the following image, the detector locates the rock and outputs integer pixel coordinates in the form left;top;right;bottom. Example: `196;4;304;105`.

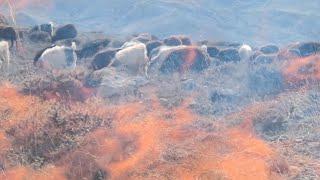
91;68;148;98
206;46;220;58
91;49;118;70
260;44;279;54
163;36;182;46
77;38;111;59
218;48;241;62
52;24;77;42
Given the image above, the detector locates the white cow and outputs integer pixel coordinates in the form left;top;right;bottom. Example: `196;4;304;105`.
0;41;10;70
238;44;253;61
34;42;77;70
112;41;148;75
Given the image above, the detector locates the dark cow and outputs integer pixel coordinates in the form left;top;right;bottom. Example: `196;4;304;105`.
31;22;54;37
160;47;209;73
76;38;111;59
40;23;54;36
148;46;210;75
28;31;51;43
179;36;192;45
91;49;119;70
146;40;163;58
297;42;320;57
52;24;77;42
206;46;220;58
163;36;182;46
0;27;17;48
218;48;241;62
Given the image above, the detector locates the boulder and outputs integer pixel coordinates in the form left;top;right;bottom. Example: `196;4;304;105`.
90;68;148;98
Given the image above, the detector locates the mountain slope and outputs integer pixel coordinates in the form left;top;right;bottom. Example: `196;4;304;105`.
3;0;320;45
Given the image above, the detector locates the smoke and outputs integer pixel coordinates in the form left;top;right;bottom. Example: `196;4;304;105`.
0;0;52;10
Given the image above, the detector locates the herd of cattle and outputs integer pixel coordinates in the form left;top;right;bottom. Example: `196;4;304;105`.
1;20;320;81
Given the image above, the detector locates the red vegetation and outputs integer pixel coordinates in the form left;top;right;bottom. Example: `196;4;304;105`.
0;82;288;179
283;54;320;86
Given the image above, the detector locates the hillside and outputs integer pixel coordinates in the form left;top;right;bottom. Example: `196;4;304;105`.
1;0;319;45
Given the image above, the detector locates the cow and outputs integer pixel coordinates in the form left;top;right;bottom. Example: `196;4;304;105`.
0;41;10;70
0;27;17;48
52;24;77;43
34;42;77;70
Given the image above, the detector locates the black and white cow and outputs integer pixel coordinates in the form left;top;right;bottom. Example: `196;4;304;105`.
34;42;77;70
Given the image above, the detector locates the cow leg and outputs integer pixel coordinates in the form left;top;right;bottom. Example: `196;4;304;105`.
6;44;10;68
10;39;14;48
